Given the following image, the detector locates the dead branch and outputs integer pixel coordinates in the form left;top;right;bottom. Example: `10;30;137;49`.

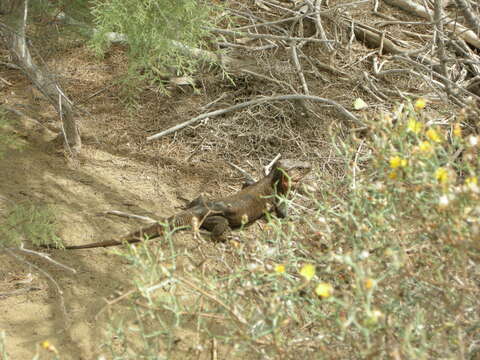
208;27;337;44
17;244;77;273
2;105;60;134
227;162;257;183
146;94;362;141
103;210;157;223
384;0;480;48
0;2;81;153
4;246;70;327
308;0;334;52
55;13;263;76
290;43;310;95
394;55;480;102
264;154;282;175
454;0;480;34
433;0;452;97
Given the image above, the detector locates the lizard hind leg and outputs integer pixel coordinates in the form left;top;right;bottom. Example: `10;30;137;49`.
201;216;231;242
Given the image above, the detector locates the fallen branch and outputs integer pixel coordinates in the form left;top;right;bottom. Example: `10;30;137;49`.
1;3;81;153
18;244;77;273
55;13;263;76
146;95;362;141
2;105;60;134
208;27;337;44
4;246;70;328
227;162;257;183
454;0;480;34
384;0;480;49
394;55;480;103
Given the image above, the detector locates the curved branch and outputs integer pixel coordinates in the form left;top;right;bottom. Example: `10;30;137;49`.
147;95;361;141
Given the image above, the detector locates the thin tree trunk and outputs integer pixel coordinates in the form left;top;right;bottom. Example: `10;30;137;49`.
1;0;81;153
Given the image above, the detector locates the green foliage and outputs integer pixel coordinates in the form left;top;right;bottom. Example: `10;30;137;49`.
309;99;480;358
0;108;25;158
0;203;62;248
97;101;480;358
89;0;215;92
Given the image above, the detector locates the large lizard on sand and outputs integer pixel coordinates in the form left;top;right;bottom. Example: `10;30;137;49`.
57;159;311;249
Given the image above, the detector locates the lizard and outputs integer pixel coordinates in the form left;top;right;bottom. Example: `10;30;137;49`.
55;158;311;250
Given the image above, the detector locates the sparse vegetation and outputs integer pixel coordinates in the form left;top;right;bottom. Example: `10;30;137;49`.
0;203;62;248
92;101;480;359
1;0;480;358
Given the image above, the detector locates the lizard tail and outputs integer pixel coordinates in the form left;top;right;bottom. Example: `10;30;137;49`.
62;223;165;250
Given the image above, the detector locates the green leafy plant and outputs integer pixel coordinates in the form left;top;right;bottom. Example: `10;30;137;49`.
1;203;62;248
89;0;215;93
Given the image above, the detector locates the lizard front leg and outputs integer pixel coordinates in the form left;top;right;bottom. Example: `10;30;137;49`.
274;197;289;218
201;216;231;242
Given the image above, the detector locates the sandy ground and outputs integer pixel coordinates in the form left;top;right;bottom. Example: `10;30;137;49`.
0;44;252;358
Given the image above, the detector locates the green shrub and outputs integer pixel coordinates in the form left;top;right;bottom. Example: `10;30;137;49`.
97;100;480;358
1;203;62;248
89;0;215;93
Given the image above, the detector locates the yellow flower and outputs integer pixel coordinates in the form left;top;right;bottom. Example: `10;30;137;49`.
465;176;479;193
299;264;316;281
364;278;375;290
414;98;427;111
466;176;478;186
315;282;333;298
435;167;449;184
275;264;286;274
41;341;59;355
388;171;398;180
426;128;443;143
389;156;407;169
419;141;433;154
407;117;423;134
453;123;462;138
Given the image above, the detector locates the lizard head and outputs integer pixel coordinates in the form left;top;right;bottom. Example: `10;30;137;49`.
272;159;312;193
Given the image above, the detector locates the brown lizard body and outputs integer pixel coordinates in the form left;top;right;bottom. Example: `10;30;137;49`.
59;159;311;249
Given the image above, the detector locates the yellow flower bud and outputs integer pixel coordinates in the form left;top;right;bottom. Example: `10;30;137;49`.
414;98;427;111
315;282;334;298
426;128;443;143
466;176;478;186
388;171;398;180
407;117;423;134
364;278;375;290
435;167;449;184
389;156;407;169
453;123;462;137
299;264;316;281
419;141;433;154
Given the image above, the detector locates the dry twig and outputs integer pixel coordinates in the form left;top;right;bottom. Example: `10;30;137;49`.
103;210;157;223
147;94;362;141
